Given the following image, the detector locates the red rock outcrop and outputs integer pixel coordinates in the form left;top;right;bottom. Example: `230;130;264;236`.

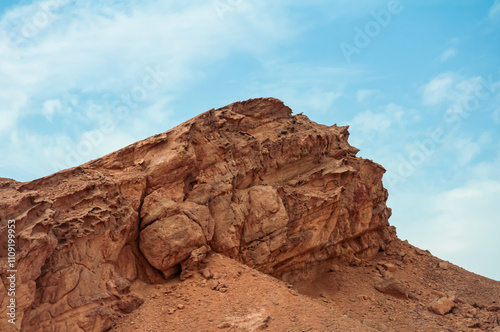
0;98;394;331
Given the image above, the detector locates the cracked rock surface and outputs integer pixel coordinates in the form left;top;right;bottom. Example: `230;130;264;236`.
0;98;395;331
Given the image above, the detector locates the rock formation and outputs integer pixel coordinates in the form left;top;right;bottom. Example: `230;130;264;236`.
0;97;397;331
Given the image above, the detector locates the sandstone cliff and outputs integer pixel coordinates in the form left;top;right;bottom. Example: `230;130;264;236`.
0;98;396;331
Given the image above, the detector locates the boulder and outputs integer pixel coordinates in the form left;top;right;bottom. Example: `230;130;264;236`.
430;297;455;315
375;278;408;299
140;214;206;278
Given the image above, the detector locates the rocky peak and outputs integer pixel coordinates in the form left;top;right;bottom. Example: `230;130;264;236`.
0;98;395;331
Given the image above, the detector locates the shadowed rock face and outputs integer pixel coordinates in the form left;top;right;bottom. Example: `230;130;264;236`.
0;98;394;331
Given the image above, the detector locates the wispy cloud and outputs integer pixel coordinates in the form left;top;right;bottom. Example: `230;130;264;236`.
0;89;27;136
260;85;343;115
439;47;456;62
305;89;342;114
349;110;392;138
0;0;298;179
242;62;356;118
349;103;405;137
421;72;456;105
420;72;491;110
489;0;500;19
356;89;380;103
493;108;500;124
42;98;62;121
454;137;482;166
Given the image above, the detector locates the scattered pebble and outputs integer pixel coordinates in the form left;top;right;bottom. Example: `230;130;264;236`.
383;263;397;272
329;264;340;272
209;280;220;290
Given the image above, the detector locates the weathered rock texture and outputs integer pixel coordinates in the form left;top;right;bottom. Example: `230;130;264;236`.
0;98;394;331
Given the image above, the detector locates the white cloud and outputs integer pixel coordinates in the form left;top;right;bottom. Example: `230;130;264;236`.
356;89;380;103
0;109;19;137
391;173;500;281
244;63;353;117
421;72;455;105
493;108;500;124
469;152;500;182
77;130;138;163
349;102;406;135
42;98;62;121
0;90;28;136
385;103;405;121
455;137;481;166
0;0;299;180
0;130;69;179
263;86;342;115
1;1;296;95
306;90;342;113
439;47;456;62
421;181;500;279
299;0;390;20
2;2;292;95
489;0;500;19
350;110;391;134
421;72;487;110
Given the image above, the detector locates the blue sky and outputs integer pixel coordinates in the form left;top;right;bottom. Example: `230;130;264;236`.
1;0;499;280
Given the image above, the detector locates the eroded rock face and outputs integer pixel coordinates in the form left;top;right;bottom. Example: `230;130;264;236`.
0;98;394;331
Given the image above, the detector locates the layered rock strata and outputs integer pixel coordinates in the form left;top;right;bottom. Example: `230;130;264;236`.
0;98;394;331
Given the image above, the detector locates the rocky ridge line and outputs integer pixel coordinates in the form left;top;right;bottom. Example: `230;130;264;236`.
0;98;394;331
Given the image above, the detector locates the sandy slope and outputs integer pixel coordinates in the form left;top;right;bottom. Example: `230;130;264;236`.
111;238;500;332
